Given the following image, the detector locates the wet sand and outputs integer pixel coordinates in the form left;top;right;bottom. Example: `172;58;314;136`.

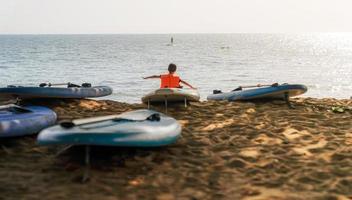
0;98;351;200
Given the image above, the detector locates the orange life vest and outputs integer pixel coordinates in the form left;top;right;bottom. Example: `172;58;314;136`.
160;73;181;88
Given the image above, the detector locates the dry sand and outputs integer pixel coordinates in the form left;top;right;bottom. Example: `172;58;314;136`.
0;98;351;200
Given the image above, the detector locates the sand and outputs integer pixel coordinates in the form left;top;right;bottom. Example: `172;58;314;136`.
0;97;351;200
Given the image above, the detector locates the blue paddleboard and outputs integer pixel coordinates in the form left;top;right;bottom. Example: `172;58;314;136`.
0;84;112;100
37;109;181;147
207;84;307;101
0;105;57;137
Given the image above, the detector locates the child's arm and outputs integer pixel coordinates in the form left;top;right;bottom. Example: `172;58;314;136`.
180;79;196;89
143;75;161;79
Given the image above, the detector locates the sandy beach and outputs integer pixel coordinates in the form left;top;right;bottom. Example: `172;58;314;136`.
0;97;351;199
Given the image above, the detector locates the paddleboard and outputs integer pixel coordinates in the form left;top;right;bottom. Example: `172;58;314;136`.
0;105;57;137
207;84;307;101
142;88;200;104
37;109;181;147
0;84;112;100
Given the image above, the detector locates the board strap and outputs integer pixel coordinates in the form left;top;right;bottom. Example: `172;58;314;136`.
232;83;279;91
60;113;160;129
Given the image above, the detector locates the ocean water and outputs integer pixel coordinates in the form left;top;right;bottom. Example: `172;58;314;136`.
0;34;351;103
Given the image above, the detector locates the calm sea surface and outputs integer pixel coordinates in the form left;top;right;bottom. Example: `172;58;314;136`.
0;34;351;103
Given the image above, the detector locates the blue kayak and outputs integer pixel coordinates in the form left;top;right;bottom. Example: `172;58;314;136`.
207;84;307;101
0;84;112;100
37;109;181;147
0;105;57;137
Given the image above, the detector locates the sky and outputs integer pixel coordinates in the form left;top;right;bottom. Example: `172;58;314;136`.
0;0;352;34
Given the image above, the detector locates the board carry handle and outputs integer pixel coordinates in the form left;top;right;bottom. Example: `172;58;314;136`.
0;104;29;110
233;83;279;91
60;113;161;129
39;82;91;88
0;104;19;110
239;82;279;88
81;83;92;88
39;82;69;87
0;104;31;113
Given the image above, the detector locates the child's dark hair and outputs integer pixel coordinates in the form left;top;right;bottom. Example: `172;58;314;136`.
168;63;177;73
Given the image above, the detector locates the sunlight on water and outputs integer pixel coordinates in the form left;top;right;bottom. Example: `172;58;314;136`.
0;34;351;102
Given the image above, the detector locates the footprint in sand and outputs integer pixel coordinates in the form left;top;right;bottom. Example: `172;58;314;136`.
177;120;189;127
240;148;260;159
253;134;283;145
345;133;352;145
292;139;328;157
202;119;235;131
242;186;299;200
79;100;107;110
282;127;329;157
282;127;311;141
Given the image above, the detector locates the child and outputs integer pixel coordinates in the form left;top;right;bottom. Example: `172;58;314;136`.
143;63;196;89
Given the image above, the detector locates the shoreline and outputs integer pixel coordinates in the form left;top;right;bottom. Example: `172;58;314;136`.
0;97;351;199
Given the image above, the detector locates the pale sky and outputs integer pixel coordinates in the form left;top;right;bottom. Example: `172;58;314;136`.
0;0;352;34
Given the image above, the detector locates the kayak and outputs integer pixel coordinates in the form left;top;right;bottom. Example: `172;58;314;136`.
0;105;57;137
142;88;200;104
37;109;181;147
207;84;307;101
0;83;112;100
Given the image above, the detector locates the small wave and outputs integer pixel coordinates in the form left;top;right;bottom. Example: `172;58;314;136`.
0;66;9;69
100;80;115;84
237;74;249;78
306;84;319;89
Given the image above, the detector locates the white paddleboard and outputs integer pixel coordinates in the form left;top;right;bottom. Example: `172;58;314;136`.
142;88;200;103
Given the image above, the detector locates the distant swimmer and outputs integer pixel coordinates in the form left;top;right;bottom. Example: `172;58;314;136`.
171;37;174;44
143;63;196;89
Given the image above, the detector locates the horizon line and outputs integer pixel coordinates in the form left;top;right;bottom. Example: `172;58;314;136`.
0;32;349;35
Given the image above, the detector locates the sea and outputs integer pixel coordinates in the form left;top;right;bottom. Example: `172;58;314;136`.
0;34;351;103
